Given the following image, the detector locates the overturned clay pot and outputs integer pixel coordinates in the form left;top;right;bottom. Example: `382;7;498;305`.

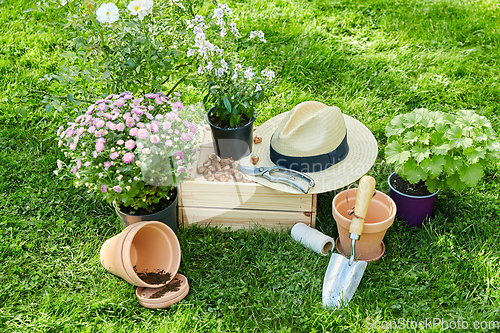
100;221;181;288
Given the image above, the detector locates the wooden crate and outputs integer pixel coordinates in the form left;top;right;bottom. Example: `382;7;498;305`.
178;129;317;230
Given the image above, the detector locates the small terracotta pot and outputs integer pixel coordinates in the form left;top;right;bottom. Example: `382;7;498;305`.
332;189;396;261
99;221;181;288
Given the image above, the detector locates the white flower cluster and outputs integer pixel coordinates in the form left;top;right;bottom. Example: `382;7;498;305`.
187;3;274;92
96;0;154;24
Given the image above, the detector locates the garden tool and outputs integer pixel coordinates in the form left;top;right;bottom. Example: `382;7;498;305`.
322;175;376;308
238;165;315;194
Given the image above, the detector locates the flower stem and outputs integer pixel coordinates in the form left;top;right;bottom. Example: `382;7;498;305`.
89;10;107;53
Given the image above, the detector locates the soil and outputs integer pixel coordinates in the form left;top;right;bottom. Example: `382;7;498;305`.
390;173;432;196
149;278;182;299
120;187;177;216
133;266;172;285
208;111;252;129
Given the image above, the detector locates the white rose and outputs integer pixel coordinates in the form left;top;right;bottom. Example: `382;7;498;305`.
96;3;120;24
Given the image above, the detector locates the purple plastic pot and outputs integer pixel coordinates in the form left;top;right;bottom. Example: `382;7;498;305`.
388;173;439;227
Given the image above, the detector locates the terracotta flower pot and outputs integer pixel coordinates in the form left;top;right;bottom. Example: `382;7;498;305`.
332;188;396;261
114;187;178;233
99;221;181;288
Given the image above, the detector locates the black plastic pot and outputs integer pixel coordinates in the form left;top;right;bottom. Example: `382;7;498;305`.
113;187;178;233
206;107;255;160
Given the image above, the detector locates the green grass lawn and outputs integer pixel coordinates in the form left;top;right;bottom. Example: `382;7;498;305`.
1;0;499;332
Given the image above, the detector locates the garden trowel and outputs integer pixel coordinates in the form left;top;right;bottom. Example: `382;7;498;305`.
322;175;376;308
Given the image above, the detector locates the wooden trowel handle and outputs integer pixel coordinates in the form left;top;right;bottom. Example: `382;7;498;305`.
349;176;376;237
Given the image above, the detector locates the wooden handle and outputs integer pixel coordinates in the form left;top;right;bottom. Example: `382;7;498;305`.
349;175;376;236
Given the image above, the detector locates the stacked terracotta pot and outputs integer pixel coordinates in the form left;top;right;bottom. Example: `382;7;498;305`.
100;221;189;308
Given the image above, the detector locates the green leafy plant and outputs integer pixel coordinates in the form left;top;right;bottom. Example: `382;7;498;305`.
385;108;500;192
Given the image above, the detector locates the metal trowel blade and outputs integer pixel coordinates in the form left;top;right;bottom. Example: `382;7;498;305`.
322;253;367;308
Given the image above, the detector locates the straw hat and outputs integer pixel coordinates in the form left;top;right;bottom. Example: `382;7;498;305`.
240;101;378;194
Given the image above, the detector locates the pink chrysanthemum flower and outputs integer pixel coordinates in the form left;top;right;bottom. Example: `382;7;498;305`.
95;142;105;153
95;119;105;128
174;150;184;160
57;160;63;169
147;122;159;133
163;121;171;130
132;107;144;115
104;161;112;169
150;135;160;144
165;140;173;147
76;127;85;136
116;123;125;131
125;140;135;150
181;133;191;142
113;186;122;193
123;152;135;164
137;128;149;139
117;140;124;145
114;99;125;107
126;117;135;127
129;128;139;136
101;185;107;193
110;152;119;160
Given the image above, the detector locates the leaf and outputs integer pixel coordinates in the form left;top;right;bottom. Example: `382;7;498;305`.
385;141;411;164
403;159;428;184
444;156;463;175
446;125;473;148
45;104;52;113
386;116;405;137
446;173;467;191
459;163;483;187
67;93;74;103
403;131;419;144
425;177;445;193
403;110;423;128
432;143;451;155
411;145;431;163
463;147;486;164
222;96;232;114
421;155;446;177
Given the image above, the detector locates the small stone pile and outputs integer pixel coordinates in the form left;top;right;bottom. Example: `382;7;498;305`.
197;154;254;183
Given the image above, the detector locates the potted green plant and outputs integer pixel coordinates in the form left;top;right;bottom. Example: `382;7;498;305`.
55;91;201;233
187;4;275;159
385;108;500;227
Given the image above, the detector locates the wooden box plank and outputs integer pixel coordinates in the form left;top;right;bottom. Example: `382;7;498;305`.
179;207;313;230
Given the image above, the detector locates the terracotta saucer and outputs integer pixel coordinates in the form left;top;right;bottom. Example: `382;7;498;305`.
136;273;189;309
335;237;385;262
